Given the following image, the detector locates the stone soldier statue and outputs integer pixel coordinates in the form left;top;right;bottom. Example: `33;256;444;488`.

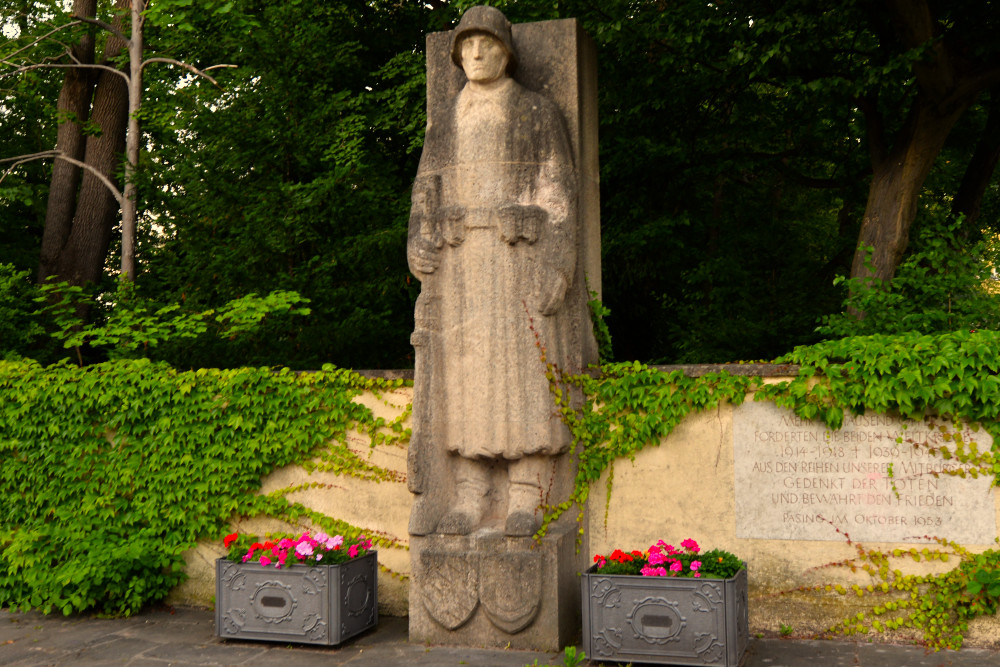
407;5;587;538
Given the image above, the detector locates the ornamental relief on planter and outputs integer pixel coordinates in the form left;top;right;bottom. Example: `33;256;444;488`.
582;568;748;667
250;580;297;624
215;552;378;646
627;596;686;644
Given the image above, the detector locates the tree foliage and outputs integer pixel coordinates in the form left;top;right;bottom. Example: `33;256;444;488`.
4;1;1000;367
132;0;439;368
0;1;64;272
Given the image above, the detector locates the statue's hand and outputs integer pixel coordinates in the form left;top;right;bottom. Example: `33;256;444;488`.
409;234;444;274
438;207;466;247
499;205;546;245
535;270;568;316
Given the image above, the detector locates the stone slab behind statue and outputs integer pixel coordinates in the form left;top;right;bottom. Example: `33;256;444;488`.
406;14;599;650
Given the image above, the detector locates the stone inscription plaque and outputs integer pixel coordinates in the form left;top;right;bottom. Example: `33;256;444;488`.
734;401;997;544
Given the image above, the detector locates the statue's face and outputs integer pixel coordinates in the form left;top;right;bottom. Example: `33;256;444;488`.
459;33;509;84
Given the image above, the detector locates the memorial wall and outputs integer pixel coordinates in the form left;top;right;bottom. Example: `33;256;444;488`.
168;377;1000;644
734;401;997;544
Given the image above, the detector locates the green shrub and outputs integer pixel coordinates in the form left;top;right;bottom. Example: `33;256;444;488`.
0;359;406;615
817;219;1000;337
0;263;44;359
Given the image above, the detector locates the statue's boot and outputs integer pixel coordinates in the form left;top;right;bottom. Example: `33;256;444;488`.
408;494;446;536
505;455;549;536
438;457;490;535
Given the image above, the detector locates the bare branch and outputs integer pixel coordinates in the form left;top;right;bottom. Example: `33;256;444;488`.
0;61;129;84
70;14;130;46
0;150;61;164
0;151;124;208
41;36;77;57
141;58;236;87
0;53;61;72
0;20;84;63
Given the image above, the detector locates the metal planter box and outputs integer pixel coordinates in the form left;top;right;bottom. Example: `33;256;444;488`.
215;552;377;645
581;565;749;666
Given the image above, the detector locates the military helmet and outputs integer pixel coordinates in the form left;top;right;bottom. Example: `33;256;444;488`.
450;5;518;73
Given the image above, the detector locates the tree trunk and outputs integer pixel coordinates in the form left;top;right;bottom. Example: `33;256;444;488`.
851;92;972;285
120;0;144;280
848;0;997;287
37;0;97;282
46;0;131;287
951;89;1000;231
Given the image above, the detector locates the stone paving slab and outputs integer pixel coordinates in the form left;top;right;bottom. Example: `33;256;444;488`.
744;638;999;667
3;606;999;666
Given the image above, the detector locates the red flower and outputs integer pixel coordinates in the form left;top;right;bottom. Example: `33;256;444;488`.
224;533;239;549
609;549;633;563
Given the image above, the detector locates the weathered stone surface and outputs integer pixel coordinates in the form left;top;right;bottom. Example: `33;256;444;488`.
406;7;599;539
479;549;542;633
409;526;580;651
417;550;479;630
405;6;596;649
734;401;997;543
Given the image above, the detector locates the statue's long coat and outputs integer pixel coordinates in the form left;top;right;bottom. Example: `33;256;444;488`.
407;77;579;459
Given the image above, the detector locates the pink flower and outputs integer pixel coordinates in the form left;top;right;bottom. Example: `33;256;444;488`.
690;560;702;572
648;551;667;566
327;535;344;550
296;542;314;557
260;556;271;567
657;540;678;555
680;538;700;553
348;544;360;558
669;560;682;573
694;572;701;577
641;566;668;577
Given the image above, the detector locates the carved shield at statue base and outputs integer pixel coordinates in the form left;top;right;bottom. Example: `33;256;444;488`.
479;550;542;633
409;525;583;651
419;550;479;630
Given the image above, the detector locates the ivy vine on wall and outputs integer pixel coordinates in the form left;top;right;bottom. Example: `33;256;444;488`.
3;328;1000;643
545;329;1000;533
788;523;1000;650
543;328;1000;648
0;359;408;616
